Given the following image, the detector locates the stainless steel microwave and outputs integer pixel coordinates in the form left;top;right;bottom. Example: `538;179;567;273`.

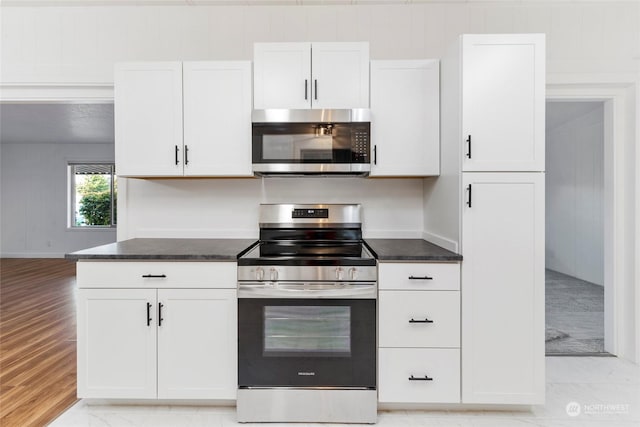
251;109;371;176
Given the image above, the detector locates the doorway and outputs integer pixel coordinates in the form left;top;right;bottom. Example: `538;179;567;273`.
545;101;609;355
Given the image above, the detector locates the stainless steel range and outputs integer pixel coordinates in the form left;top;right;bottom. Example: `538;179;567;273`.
237;204;377;424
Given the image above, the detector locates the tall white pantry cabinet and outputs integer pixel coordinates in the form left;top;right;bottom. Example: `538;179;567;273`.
427;34;546;405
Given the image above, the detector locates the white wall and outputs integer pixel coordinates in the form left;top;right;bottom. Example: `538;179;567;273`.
0;141;117;257
118;177;424;240
546;102;604;285
1;1;638;88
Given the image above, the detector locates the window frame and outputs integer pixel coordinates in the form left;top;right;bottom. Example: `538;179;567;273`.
68;162;117;229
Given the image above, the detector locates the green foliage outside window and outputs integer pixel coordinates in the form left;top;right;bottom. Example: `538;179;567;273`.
74;170;117;227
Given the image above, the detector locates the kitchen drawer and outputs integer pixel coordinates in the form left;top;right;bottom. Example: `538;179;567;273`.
77;261;236;289
378;348;460;404
379;291;460;348
378;262;459;291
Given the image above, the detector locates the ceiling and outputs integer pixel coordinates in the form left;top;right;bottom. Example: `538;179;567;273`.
546;101;604;132
0;103;114;144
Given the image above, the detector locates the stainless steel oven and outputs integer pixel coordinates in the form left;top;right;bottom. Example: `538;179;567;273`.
237;204;377;424
251;109;371;176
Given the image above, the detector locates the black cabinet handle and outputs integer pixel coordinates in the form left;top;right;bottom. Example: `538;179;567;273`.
373;145;377;165
158;302;164;326
305;79;308;100
467;184;472;208
409;318;434;324
142;274;166;278
146;302;152;326
314;79;318;100
409;375;433;381
408;275;433;280
175;145;180;165
466;135;471;158
184;145;189;165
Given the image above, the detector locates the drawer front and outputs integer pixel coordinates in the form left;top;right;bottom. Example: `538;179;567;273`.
378;348;460;403
378;263;460;291
77;261;237;289
379;291;460;348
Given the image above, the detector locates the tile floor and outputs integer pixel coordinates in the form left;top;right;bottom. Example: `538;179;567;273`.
545;269;605;354
49;357;639;427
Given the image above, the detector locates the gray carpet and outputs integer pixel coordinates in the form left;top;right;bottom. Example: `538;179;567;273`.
545;269;606;355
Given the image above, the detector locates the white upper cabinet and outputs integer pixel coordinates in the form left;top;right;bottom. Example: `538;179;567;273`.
115;62;183;177
115;61;253;177
253;42;369;109
183;61;252;177
311;43;370;109
253;43;311;110
461;172;545;404
370;60;440;177
461;34;545;172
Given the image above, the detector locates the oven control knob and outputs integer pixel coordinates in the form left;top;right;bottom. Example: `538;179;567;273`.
335;267;344;280
270;268;279;281
349;267;358;280
255;267;265;281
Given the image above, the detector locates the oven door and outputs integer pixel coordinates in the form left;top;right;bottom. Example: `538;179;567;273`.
238;297;376;389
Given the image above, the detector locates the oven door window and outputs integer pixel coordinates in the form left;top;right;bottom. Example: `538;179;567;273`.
264;306;351;357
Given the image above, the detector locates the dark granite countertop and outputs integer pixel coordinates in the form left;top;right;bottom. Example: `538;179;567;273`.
65;238;258;260
364;239;462;261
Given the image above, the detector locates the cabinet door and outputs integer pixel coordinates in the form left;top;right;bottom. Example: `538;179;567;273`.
311;42;370;109
370;60;439;176
115;62;183;177
253;43;311;109
157;289;237;399
461;34;545;172
461;173;544;404
77;289;157;398
183;62;252;177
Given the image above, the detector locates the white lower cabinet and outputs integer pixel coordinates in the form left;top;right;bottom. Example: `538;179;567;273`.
461;173;545;404
378;262;461;404
157;289;236;399
379;348;460;404
379;291;460;348
77;261;237;400
77;288;157;398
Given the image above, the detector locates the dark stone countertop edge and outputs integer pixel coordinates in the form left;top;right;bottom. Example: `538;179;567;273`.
363;239;462;262
65;238;461;262
65;254;244;261
65;239;259;261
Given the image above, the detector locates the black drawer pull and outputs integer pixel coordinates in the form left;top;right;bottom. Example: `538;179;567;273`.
408;276;433;280
142;274;167;278
158;302;164;326
409;375;433;381
409;318;434;324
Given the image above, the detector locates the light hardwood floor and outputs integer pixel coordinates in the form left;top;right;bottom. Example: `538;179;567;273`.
0;259;78;427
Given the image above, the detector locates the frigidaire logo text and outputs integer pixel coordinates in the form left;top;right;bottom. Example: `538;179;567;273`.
297;372;316;376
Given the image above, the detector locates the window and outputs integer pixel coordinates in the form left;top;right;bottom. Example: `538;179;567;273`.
69;163;117;228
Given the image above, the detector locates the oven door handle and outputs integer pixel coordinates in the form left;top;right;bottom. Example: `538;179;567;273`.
237;282;377;299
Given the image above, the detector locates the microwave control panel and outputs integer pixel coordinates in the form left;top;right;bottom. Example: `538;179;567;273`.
352;130;369;162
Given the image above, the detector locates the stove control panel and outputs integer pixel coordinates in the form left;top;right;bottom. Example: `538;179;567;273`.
292;208;329;219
